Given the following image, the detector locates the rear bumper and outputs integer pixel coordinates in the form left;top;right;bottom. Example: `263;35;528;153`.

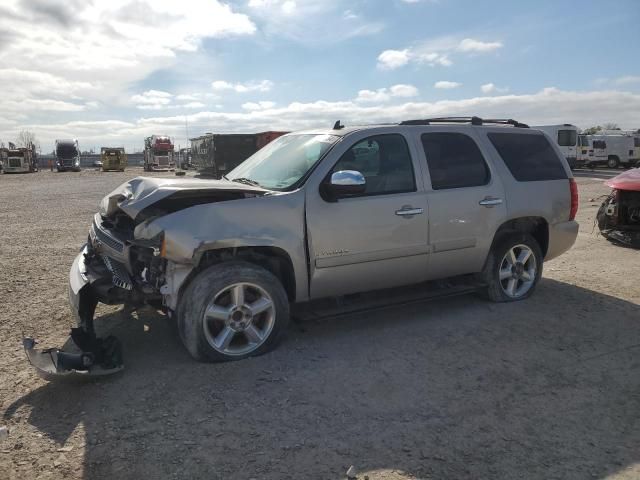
546;220;579;261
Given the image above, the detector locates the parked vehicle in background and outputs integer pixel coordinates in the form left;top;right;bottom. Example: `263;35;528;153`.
582;132;640;168
191;133;258;178
177;147;192;169
533;124;578;168
144;135;175;171
30;116;580;377
597;168;640;247
191;131;289;178
0;147;7;173
3;145;38;173
55;139;81;172
256;131;289;150
101;147;127;172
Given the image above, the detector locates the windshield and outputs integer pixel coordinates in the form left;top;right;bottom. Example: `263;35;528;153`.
226;134;339;190
578;135;589;147
57;145;78;159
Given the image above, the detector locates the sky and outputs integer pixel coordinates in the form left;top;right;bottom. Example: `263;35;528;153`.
0;0;639;152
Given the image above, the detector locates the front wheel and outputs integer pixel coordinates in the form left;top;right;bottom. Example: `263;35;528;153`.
482;233;543;302
177;261;290;362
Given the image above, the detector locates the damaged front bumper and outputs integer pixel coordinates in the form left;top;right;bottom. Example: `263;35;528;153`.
24;245;129;379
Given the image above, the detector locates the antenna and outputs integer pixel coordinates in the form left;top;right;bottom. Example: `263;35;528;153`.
333;120;344;130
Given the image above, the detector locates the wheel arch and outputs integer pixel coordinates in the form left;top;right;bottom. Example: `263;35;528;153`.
489;216;549;258
183;246;297;302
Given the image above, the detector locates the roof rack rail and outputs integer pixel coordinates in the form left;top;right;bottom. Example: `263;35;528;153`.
399;116;529;128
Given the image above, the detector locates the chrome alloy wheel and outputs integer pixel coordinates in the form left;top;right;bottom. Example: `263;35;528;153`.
202;282;276;356
498;244;537;298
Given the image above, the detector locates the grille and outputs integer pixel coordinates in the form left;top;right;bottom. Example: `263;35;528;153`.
101;255;133;290
62;159;74;166
8;158;21;167
158;157;169;166
92;221;124;253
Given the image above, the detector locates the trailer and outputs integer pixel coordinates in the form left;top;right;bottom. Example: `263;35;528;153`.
55;139;81;172
533;124;579;168
190;133;257;178
191;131;289;178
101;147;127;172
144;135;175;171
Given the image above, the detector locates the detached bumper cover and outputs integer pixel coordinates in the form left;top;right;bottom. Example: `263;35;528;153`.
24;246;126;380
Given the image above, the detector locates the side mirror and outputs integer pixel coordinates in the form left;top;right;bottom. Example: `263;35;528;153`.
326;170;366;198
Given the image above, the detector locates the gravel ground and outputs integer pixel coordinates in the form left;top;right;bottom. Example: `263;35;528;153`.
0;167;639;480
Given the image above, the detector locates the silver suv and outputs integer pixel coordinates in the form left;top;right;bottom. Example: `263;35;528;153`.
31;117;580;375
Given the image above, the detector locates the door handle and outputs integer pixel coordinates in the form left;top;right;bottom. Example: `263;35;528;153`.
479;197;503;207
395;207;424;216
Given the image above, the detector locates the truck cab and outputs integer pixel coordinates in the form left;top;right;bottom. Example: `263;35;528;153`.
3;146;38;173
55;139;81;172
144;135;175;171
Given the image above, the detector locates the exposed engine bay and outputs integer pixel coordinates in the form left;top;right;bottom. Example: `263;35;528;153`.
596;169;640;249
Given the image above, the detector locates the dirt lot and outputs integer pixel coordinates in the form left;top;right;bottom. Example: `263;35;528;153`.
0;167;638;480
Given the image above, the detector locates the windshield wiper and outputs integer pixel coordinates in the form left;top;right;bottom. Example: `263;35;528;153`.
231;177;262;187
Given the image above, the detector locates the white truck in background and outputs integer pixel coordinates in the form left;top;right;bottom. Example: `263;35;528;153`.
577;131;640;169
533;124;579;169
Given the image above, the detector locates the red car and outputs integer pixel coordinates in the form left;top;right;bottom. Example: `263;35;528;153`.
597;169;640;248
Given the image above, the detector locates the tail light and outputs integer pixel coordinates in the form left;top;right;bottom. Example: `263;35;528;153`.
569;178;578;220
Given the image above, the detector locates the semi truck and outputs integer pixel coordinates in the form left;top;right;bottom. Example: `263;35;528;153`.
143;135;175;171
101;147;127;172
55;139;81;172
190;131;288;178
3;145;38;173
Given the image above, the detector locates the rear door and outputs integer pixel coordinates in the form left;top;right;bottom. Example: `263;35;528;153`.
418;128;507;279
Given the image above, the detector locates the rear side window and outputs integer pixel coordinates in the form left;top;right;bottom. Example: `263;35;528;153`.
557;129;577;146
421;133;490;190
488;133;568;182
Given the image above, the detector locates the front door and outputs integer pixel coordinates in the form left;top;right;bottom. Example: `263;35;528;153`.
306;133;429;299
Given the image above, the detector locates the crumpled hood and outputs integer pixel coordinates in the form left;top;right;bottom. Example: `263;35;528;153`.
99;176;267;219
605;168;640;192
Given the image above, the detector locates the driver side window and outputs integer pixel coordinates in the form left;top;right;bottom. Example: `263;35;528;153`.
332;134;416;195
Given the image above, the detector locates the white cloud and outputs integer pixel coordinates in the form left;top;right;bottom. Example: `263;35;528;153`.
377;35;502;70
356;84;419;102
211;80;274;93
377;49;411;70
0;1;255;119
9;87;638;151
181;102;206;109
246;0;383;43
434;81;461;89
131;90;173;110
390;84;419;97
614;75;640;85
457;38;503;53
480;83;509;94
242;101;277;111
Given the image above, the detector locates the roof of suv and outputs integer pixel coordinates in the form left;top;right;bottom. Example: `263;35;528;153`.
295;116;532;138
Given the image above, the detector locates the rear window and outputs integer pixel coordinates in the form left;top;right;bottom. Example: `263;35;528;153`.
488;133;568;182
557;129;577;146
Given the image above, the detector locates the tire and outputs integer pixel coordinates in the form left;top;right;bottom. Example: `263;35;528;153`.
177;261;290;362
607;156;619;169
482;233;543;302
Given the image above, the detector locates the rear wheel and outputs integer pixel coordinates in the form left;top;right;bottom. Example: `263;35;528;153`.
607;156;620;169
177;261;290;362
482;233;542;302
